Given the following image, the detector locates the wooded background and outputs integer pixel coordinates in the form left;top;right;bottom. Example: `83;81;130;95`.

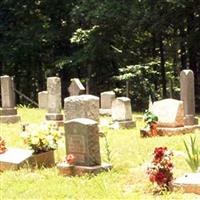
0;0;199;111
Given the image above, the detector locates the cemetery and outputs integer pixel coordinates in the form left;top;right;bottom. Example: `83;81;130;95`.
1;1;200;199
0;72;200;200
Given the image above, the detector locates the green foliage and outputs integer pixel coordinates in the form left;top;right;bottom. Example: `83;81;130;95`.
143;110;158;128
183;136;200;172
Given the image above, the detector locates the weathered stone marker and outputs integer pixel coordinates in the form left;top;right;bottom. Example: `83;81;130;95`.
65;118;101;166
0;148;33;171
64;95;99;121
0;75;21;123
180;70;198;125
173;173;200;195
38;91;48;109
57;118;112;175
68;78;85;96
151;98;184;128
111;97;136;128
45;77;63;124
100;91;115;116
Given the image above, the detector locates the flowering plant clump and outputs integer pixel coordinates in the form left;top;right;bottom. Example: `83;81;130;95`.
20;123;62;154
147;147;174;193
0;136;7;154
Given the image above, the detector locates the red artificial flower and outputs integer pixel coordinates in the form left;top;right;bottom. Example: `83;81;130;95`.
153;147;167;161
66;154;75;165
155;171;166;185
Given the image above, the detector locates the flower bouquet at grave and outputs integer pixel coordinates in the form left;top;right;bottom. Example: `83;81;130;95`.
20;123;62;154
147;147;174;194
143;110;158;136
0;136;7;154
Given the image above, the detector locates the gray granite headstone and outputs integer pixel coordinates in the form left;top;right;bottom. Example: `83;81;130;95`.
0;75;21;123
64;95;99;121
180;70;198;125
45;77;63;121
64;118;101;166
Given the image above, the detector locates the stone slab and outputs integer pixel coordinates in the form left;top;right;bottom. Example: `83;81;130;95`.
45;113;63;121
57;162;112;176
0;148;33;171
0;115;21;123
173;173;200;195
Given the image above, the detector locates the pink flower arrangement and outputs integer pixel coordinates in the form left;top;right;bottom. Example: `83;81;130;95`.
147;147;174;193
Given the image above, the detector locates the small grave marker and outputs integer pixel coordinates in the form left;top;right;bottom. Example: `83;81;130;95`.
0;148;33;171
68;78;85;96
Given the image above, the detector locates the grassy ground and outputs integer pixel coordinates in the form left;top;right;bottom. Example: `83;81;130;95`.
1;108;200;200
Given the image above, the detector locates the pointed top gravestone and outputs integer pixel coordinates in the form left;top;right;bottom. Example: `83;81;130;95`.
68;78;85;96
180;70;198;125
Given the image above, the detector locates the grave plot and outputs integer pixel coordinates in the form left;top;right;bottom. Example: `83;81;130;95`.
140;98;200;137
57;118;112;176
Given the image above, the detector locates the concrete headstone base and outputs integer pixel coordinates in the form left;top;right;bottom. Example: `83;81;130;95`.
112;120;136;129
140;125;200;137
173;173;200;195
0;115;21;123
57;162;112;176
99;108;112;116
0;108;21;123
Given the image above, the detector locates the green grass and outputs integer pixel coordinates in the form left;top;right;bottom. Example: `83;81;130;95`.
1;108;200;200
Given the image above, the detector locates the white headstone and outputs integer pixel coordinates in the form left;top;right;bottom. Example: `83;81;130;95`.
112;97;132;121
151;98;184;127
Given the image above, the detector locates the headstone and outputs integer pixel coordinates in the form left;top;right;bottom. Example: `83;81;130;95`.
173;173;200;195
100;91;115;115
180;70;198;125
64;118;101;166
151;98;184;128
68;78;85;96
111;97;135;128
45;77;63;123
64;95;99;121
0;75;21;123
38;91;48;109
0;148;33;171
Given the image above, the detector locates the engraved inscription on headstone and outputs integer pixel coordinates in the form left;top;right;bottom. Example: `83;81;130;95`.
64;118;101;166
